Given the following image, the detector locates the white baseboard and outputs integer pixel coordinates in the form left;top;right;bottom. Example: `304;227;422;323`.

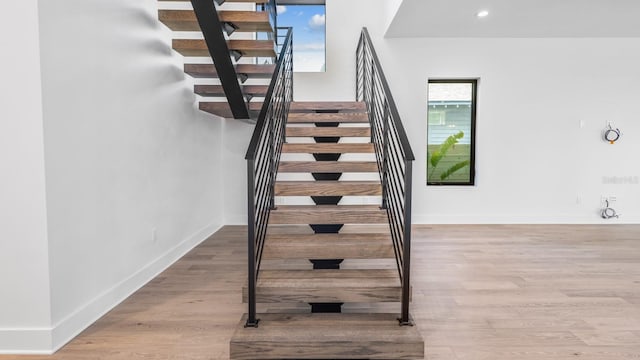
412;213;640;224
0;221;223;355
50;221;223;352
0;328;53;355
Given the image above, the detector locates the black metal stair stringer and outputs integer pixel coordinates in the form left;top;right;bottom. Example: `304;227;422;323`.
309;113;346;313
190;0;250;119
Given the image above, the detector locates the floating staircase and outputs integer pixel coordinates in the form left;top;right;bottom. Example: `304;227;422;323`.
234;100;424;359
157;0;277;119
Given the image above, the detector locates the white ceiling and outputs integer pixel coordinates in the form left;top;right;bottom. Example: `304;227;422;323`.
386;0;640;38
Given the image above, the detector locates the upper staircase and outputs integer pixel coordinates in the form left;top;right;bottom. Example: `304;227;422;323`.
157;0;278;119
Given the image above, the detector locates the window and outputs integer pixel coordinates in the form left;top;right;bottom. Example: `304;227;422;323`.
427;79;477;185
276;4;326;72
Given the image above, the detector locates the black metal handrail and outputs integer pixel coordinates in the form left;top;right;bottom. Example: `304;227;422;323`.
244;27;293;327
264;0;278;44
356;27;415;325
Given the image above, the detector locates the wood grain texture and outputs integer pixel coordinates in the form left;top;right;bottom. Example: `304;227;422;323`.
194;85;268;98
289;101;367;112
274;181;381;196
158;10;199;31
184;63;275;79
194;84;225;97
285;126;371;137
263;233;394;260
172;39;210;57
199;102;262;118
269;205;388;224
218;11;272;33
227;40;276;58
287;112;369;123
230;313;424;359
14;225;640;360
278;161;379;173
173;39;275;58
281;143;374;154
241;85;269;97
243;269;401;303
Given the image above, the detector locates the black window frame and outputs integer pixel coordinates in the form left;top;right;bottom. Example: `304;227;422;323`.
427;78;477;186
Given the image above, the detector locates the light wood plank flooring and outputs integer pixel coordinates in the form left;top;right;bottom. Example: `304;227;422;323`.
5;225;640;360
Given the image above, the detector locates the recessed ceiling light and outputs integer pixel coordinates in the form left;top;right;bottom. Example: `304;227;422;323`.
477;10;489;18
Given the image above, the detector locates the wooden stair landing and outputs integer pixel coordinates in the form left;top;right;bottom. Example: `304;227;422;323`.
230;313;424;360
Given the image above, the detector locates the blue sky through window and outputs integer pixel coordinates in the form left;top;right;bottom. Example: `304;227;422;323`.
277;5;326;72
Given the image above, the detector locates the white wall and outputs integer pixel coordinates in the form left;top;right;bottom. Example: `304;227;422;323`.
37;0;225;351
0;0;53;353
287;0;640;224
376;37;640;223
383;0;403;34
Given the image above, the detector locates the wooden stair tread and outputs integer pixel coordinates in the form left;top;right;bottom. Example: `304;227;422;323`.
184;63;275;79
158;10;199;31
242;85;269;97
230;313;424;359
173;39;276;58
159;10;271;32
281;143;374;154
199;102;263;118
270;205;387;224
263;233;394;260
279;161;379;173
195;84;268;97
289;101;367;112
228;40;276;58
287;112;369;123
219;11;272;33
243;269;401;303
275;181;381;196
194;84;225;97
285;126;371;137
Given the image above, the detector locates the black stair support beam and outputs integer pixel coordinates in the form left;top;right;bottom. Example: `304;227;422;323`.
190;0;250;119
308;117;345;309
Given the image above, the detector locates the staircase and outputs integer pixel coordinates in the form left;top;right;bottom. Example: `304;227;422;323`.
232;27;423;358
156;2;423;357
157;0;278;119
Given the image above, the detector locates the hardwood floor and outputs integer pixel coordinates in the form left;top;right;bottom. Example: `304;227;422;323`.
5;224;640;359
